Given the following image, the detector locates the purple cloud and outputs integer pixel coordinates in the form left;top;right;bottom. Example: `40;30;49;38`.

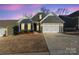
31;4;42;8
0;4;24;11
68;7;79;11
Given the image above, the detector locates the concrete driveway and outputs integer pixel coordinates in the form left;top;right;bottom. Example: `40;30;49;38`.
43;33;79;55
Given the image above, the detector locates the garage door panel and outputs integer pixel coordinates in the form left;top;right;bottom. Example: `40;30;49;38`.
43;24;59;33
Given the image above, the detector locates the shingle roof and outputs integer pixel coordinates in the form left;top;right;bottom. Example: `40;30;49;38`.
68;10;79;17
0;20;18;28
41;13;64;23
20;19;32;23
42;16;64;23
32;11;64;23
59;15;77;27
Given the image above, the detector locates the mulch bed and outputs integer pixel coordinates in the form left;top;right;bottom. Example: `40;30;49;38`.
0;33;48;54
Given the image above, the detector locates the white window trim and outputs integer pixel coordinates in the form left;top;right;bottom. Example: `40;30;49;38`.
27;23;31;30
39;14;42;19
21;23;25;30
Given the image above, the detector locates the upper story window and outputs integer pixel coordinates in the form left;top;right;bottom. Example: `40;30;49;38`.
39;14;42;19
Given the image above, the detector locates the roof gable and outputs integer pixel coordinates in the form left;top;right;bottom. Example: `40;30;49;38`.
18;16;32;23
40;12;64;23
18;16;29;23
32;12;47;22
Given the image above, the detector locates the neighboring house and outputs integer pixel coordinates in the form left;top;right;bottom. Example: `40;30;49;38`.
59;15;77;31
0;20;18;36
68;11;79;30
0;12;64;37
59;10;79;32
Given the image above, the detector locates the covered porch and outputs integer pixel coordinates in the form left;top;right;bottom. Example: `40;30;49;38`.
18;22;42;33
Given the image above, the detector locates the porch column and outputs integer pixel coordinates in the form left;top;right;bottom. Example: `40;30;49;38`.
36;23;41;32
31;23;34;32
36;23;39;32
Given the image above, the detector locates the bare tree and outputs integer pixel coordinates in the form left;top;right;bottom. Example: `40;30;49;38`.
55;8;70;15
40;7;50;14
40;7;46;13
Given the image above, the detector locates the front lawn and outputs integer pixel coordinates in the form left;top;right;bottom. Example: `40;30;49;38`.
0;33;48;54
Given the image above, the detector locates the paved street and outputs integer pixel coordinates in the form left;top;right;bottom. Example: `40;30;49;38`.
44;33;79;55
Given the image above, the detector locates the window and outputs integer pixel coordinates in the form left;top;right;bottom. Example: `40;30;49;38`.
21;23;25;30
39;14;42;19
28;23;31;30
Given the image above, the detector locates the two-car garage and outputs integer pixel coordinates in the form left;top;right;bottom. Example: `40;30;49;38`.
42;23;63;33
40;13;64;33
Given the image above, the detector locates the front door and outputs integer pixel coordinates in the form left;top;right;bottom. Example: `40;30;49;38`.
34;23;40;32
34;23;37;31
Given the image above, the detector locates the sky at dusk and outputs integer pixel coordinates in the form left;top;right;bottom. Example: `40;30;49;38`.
0;4;79;20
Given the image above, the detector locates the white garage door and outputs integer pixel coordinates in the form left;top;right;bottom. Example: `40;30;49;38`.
43;24;59;33
0;28;6;37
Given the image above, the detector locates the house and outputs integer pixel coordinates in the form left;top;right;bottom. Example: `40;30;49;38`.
0;12;64;37
32;12;64;33
0;20;18;36
18;12;64;33
59;15;77;31
68;11;79;30
59;10;79;32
